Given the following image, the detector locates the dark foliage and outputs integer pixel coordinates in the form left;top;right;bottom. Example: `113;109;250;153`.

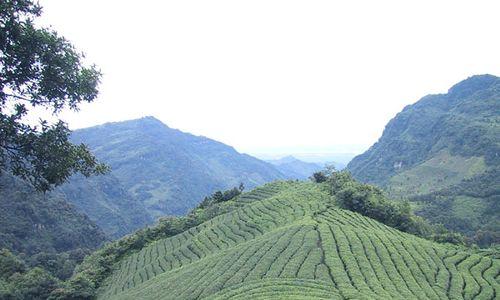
0;173;106;257
327;171;433;237
0;0;107;191
325;170;472;246
197;185;244;209
0;249;66;300
311;171;328;183
0;173;106;299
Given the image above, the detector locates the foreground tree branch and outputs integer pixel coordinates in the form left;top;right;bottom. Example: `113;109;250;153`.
0;0;108;191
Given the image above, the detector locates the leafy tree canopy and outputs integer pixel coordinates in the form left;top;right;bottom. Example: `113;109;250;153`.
0;0;108;191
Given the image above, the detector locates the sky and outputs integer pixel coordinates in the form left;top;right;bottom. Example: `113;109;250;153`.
38;0;500;155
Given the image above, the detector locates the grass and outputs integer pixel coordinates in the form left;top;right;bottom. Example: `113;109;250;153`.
387;150;486;197
95;181;500;299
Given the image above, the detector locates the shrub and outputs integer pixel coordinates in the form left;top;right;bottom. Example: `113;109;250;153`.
322;170;451;240
0;249;26;280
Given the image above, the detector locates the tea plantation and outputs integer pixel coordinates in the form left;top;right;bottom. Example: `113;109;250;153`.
95;182;499;299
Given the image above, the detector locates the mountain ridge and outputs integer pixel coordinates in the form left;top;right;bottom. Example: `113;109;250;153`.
266;155;323;179
348;74;499;185
347;74;500;244
57;117;286;237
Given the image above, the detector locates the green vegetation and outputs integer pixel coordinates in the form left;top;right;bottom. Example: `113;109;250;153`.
0;248;80;299
0;173;106;257
387;150;486;197
0;247;105;299
56;180;499;299
58;116;285;237
56;174;153;238
48;182;288;299
0;173;107;298
0;0;107;192
347;75;500;245
326;171;431;238
198;185;245;209
412;170;499;247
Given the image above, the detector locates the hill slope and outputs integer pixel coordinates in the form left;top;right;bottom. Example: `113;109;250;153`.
82;181;499;300
347;74;500;243
59;117;285;237
56;174;153;238
0;173;106;256
0;173;107;284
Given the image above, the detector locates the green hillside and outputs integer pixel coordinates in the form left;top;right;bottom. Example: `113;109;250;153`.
0;173;107;297
56;174;153;238
347;74;500;244
0;173;106;257
57;117;285;238
64;181;499;300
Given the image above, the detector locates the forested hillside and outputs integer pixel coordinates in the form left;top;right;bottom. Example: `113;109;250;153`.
56;174;152;238
347;74;500;244
57;117;285;237
0;173;106;257
0;173;107;298
53;177;499;300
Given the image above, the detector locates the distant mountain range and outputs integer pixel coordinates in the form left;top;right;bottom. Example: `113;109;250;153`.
256;153;353;169
347;74;500;244
266;156;323;179
57;117;287;237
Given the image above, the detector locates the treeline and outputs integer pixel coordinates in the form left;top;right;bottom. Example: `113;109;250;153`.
197;184;244;209
0;248;95;299
312;168;466;245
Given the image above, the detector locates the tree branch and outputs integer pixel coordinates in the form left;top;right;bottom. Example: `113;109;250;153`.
3;93;33;102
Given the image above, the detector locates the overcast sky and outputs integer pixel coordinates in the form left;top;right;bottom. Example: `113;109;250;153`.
38;0;500;155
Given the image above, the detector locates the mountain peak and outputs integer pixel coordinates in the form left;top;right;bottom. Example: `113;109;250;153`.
448;74;499;98
132;116;167;126
277;155;300;163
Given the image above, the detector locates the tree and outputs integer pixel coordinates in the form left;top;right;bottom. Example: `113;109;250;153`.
0;248;26;280
12;267;60;300
0;0;108;191
311;171;328;183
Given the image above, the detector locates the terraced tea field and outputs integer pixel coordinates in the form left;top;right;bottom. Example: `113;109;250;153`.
97;182;500;299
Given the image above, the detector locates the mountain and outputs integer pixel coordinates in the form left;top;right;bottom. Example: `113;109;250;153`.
64;180;499;299
56;174;153;238
256;152;354;170
58;117;285;237
347;74;500;244
266;156;323;179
